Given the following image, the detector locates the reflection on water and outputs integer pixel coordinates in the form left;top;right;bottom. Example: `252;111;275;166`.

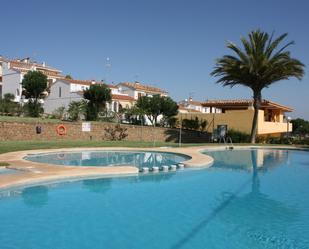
170;149;300;249
25;151;189;168
206;149;289;172
0;149;308;249
83;178;112;194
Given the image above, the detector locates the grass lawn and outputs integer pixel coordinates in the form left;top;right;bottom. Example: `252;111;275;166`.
0;139;301;155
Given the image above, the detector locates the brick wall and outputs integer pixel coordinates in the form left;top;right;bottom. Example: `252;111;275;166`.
0;121;210;143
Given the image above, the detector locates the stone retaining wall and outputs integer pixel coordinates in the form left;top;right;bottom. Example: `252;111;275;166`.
0;121;210;143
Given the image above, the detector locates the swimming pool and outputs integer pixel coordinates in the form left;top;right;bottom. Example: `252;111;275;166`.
1;148;308;249
24;150;190;168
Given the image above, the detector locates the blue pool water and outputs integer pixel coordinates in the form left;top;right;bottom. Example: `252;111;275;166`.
1;149;309;249
24;150;190;168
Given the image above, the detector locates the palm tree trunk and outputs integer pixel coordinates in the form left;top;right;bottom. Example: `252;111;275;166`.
250;91;262;144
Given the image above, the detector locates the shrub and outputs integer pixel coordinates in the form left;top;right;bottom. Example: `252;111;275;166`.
51;106;66;120
67;100;87;121
23;101;44;117
0;93;21;116
0;162;10;167
227;129;250;143
181;117;208;131
104;124;128;141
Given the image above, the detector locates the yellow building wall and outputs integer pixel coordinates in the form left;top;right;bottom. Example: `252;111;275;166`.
178;109;292;135
178;109;254;134
257;110;292;135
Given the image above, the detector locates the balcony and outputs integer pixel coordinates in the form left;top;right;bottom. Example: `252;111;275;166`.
258;121;292;135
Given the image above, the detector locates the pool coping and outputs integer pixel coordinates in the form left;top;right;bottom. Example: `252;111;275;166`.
0;146;214;190
0;145;307;190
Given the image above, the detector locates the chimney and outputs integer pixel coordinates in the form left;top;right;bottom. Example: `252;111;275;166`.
189;97;193;102
91;80;96;84
42;62;46;67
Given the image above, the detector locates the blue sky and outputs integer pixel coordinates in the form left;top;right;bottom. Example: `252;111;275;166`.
1;0;308;118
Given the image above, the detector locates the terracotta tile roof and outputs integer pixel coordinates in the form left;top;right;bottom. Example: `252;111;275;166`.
112;94;135;101
179;99;203;106
10;60;61;72
12;68;63;78
62;78;94;86
202;99;293;112
118;82;168;94
61;78;118;89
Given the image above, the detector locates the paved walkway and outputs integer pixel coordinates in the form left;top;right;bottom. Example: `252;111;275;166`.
0;146;214;189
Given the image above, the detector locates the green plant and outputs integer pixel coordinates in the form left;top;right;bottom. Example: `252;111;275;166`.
227;129;250;143
104;124;128;141
181;117;208;131
211;30;304;143
67;100;87;121
136;95;178;126
51;106;66;120
0;162;10;167
0;93;20;115
22;71;48;117
83;84;112;121
23;101;44;117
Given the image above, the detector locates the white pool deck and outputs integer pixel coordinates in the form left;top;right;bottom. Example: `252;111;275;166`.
0;145;304;189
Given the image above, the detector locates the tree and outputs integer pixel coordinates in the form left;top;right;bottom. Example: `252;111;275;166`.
136;95;178;126
83;84;112;120
211;30;305;143
67;100;87;121
291;118;309;135
123;106;146;125
22;71;48;117
65;75;73;79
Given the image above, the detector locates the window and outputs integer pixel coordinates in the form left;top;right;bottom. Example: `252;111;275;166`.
59;87;62;98
16;88;20;96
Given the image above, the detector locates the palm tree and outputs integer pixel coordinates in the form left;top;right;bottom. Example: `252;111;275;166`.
211;30;305;143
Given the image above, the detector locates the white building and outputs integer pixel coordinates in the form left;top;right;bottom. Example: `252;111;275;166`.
178;97;222;114
44;78;135;114
1;57;63;102
117;81;168;100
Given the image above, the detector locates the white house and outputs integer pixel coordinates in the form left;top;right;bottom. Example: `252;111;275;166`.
44;78;135;114
117;81;168;100
1;57;63;102
178;97;222;114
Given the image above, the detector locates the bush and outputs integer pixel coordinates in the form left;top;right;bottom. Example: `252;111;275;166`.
51;106;66;120
23;101;44;117
67;100;87;121
256;135;294;145
104;124;128;141
227;129;250;143
0;93;21;116
181;117;208;131
0;162;10;167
